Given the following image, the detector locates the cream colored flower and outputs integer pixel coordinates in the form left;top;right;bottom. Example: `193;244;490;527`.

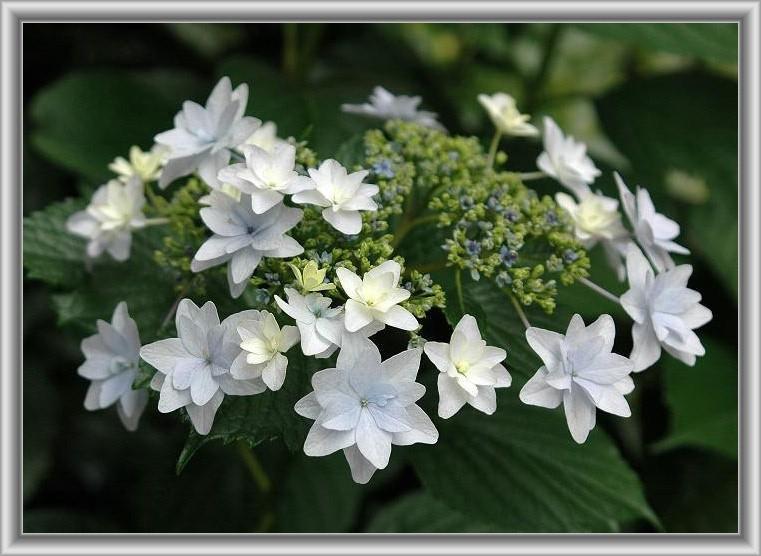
477;93;538;136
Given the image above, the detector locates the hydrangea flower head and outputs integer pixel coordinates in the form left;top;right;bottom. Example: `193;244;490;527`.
336;260;418;332
229;310;299;391
154;76;261;189
537;117;601;198
109;144;168;184
217;143;314;213
275;288;344;358
555;191;628;248
140;300;267;435
191;191;304;298
615;172;689;272
294;335;438;483
424;314;512;418
620;245;712;372
66;176;147;261
292;159;379;235
342;86;445;131
287;260;336;293
239;121;289;154
477;92;539;137
520;314;635;444
78;302;148;431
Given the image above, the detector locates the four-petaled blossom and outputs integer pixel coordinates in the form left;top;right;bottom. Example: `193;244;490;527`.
229;311;299;391
520;314;635;444
424;314;512;418
288;260;335;293
341;86;445;131
615;172;689;272
109;144;168;184
140;300;266;435
275;288;344;358
239;121;289;154
537;117;601;198
78;302;148;431
66;176;147;261
336;260;418;332
154;76;260;189
217;143;314;214
191;191;304;298
477;93;538;137
620;246;712;372
292;159;379;235
294;335;438;484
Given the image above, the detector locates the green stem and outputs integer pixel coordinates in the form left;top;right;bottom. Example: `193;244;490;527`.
517;171;546;181
237;441;271;494
486;128;503;170
578;276;621;305
510;294;532;329
454;269;465;315
143;217;170;226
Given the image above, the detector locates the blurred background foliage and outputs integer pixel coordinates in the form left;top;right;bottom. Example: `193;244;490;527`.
23;23;738;533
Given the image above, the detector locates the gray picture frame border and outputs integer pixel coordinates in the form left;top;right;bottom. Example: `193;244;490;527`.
2;2;758;554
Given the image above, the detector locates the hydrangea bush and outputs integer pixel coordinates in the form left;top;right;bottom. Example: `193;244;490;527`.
26;75;713;525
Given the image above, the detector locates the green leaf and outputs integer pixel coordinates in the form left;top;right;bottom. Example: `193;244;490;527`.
576;23;738;65
655;338;737;458
366;492;501;532
23;198;87;287
176;351;319;474
596;72;738;299
410;391;657;532
30;70;204;181
48;233;176;341
275;452;364;532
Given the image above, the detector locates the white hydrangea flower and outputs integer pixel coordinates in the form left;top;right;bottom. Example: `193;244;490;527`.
336;260;418;332
615;172;690;272
66;176;147;261
341;86;445;131
140;300;267;435
239;121;289;154
294;335;438;484
274;288;344;358
274;288;384;358
191;191;303;298
291;159;379;235
423;314;512;419
537;117;601;198
109;144;168;184
229;310;299;391
477;92;538;137
77;302;148;431
620;246;712;372
555;192;627;248
217;143;314;213
519;314;635;444
555;190;630;279
154;76;261;189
